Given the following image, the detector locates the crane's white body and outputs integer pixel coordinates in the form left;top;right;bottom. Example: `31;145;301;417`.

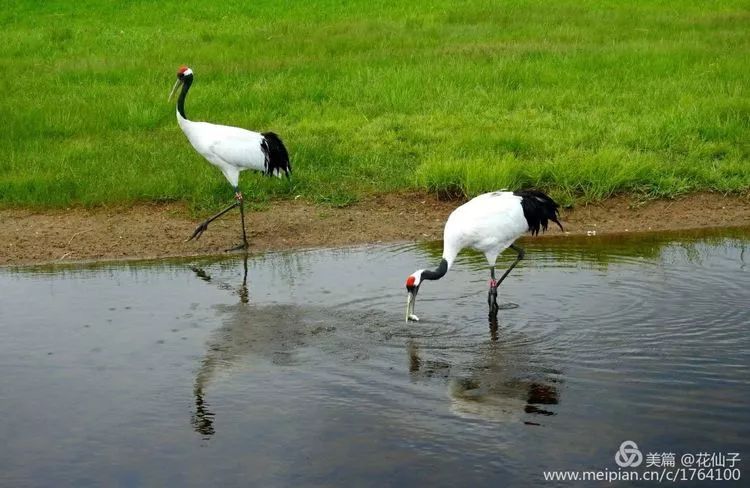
177;111;266;188
442;191;527;269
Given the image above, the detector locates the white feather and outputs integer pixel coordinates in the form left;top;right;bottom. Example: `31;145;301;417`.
177;111;266;188
442;191;527;267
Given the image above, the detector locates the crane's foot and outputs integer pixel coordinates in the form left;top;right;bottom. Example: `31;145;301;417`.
186;221;210;242
185;201;241;244
226;241;249;252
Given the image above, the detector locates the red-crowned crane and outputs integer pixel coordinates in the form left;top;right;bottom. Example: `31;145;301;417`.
405;190;563;321
169;66;291;250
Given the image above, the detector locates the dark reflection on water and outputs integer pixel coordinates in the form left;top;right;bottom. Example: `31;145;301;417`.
1;227;749;486
189;258;251;439
191;389;215;438
407;316;562;427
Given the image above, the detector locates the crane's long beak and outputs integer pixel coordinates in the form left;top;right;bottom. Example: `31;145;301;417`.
405;290;418;322
168;79;182;101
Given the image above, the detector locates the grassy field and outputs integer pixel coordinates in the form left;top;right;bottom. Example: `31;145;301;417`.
1;0;748;210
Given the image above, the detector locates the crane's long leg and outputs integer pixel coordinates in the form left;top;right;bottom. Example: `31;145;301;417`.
488;266;498;315
488;244;525;316
226;190;249;252
496;244;525;286
238;196;249;249
186;201;240;242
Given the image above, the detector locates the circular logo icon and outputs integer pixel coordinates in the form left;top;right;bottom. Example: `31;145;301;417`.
615;440;643;467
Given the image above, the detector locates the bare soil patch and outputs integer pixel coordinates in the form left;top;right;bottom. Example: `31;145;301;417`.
2;192;749;266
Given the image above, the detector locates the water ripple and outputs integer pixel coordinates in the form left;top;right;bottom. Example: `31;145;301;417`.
3;231;749;486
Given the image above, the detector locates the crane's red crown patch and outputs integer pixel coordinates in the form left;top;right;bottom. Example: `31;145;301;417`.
406;276;416;287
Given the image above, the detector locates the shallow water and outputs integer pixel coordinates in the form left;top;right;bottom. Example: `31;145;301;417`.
1;229;749;486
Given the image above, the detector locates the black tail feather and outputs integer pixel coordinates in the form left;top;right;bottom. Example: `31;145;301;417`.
514;190;564;236
260;132;291;177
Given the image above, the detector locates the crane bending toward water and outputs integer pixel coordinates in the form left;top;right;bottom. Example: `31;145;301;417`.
169;66;291;250
405;190;563;321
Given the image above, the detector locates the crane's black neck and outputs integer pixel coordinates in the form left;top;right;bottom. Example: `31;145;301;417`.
421;259;448;281
177;75;193;119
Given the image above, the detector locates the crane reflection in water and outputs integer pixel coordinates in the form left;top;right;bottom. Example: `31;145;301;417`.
187;254;335;438
187;253;562;438
408;313;561;425
189;255;248;438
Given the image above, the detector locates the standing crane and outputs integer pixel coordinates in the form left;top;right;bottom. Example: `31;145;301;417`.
169;66;291;250
405;190;563;321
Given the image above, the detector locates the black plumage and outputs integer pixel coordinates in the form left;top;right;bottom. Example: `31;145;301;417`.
514;190;564;235
261;132;291;177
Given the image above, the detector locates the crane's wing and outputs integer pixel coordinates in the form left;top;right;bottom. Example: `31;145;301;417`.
205;127;267;173
443;192;528;257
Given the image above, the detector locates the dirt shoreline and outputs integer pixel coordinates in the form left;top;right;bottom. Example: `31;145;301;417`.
2;192;749;267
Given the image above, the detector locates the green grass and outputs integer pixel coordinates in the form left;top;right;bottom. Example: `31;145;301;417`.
1;0;749;210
